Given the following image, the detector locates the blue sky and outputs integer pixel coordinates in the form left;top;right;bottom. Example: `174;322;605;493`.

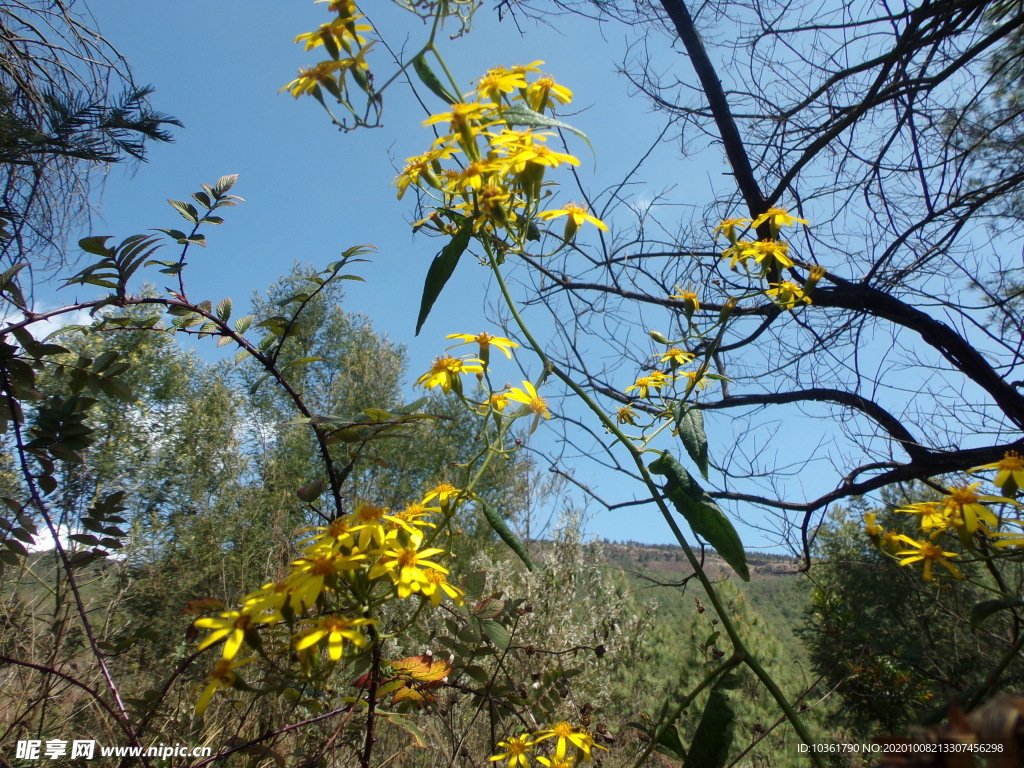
51;1;786;551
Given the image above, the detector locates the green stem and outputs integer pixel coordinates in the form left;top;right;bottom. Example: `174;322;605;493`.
487;254;825;767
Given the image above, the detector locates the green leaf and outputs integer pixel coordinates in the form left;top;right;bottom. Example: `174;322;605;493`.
296;480;325;503
462;571;486;603
970;598;1024;627
673;404;709;479
79;236;114;257
649;452;749;581
480;619;511;650
500;104;593;154
412;53;458;104
480;500;534;571
216;297;232;322
415;220;472;336
168;199;199;224
655;724;688;761
682;675;737;768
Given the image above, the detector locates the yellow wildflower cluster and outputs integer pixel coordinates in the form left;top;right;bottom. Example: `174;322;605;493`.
192;490;465;715
622;348;711;404
416;331;552;431
714;209;821;310
489;721;607;768
395;64;606;243
865;451;1024;581
283;1;374;104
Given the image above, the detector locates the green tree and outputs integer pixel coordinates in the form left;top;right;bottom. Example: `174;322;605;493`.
0;1;179;268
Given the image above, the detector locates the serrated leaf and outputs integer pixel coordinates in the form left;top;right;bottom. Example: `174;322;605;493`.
216;297;232;322
970;598;1024;627
500;104;593;154
168;199;199;224
649;452;748;581
674;404;709;479
480;619;511;650
234;315;254;334
462;571;486;603
415;220;472;335
682;675;737;768
215;174;239;195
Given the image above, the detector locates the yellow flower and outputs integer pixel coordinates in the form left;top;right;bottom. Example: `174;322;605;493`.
447;332;519;360
536;203;607;240
679;370;711;393
765;281;812;309
713;217;752;243
525;76;573;111
423;481;461;507
615;406;639;426
383;502;438;534
287;552;367;609
532;722;605;762
393;147;455;199
943;483;1006;537
282;61;345;98
894;537;962;582
722;240;794;270
750;240;794;269
970;450;1024;494
280;46;373;99
419;567;465;606
751;207;809;234
537;757;576;768
489;735;534;768
485;391;510;414
896;501;951;535
369;542;451;599
656;347;695;367
415;354;484;394
194;611;269;660
293;615;374;660
625;371;671;399
670;284;700;314
506;381;551;431
863;512;884;542
424;102;500;150
194;657;254;717
293;17;370;52
474;66;528;102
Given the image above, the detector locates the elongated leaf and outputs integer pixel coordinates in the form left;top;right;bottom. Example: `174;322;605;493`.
500;104;593;153
673;404;709;479
649;452;749;581
655;724;688;761
480;500;534;571
970;598;1024;627
167;199;199;224
682;675;737;768
413;53;458;104
415;220;472;335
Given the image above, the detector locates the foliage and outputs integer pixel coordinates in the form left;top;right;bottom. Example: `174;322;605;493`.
0;0;179;268
4;0;1024;766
